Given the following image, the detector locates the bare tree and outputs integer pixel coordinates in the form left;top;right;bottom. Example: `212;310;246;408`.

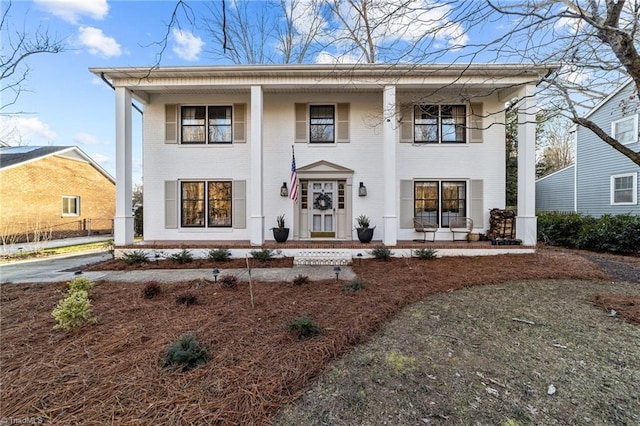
0;1;64;114
536;112;575;177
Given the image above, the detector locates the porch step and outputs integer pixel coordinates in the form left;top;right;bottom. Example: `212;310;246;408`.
293;250;352;266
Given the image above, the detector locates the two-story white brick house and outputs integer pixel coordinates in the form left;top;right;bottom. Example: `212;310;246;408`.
91;64;549;250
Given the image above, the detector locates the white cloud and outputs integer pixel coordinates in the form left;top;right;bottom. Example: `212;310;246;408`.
78;26;122;57
34;0;109;24
172;29;203;61
315;51;359;64
90;153;110;165
74;132;100;145
0;117;57;145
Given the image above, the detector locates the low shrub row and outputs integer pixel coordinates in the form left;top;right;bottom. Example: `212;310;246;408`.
538;212;640;254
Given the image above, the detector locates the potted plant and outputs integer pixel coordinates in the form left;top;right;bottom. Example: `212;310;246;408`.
272;214;289;243
355;214;375;243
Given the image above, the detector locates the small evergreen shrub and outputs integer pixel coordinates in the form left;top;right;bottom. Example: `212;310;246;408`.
250;248;274;262
169;249;194;264
414;248;438;260
287;314;321;340
68;276;94;292
219;274;238;288
121;250;148;265
343;279;367;291
103;239;115;259
162;334;208;371
52;290;93;331
537;212;596;248
292;274;310;286
142;281;162;299
176;291;198;306
577;214;640;254
368;245;392;260
208;247;231;262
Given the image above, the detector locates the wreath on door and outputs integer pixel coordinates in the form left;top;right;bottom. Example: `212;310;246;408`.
314;193;332;210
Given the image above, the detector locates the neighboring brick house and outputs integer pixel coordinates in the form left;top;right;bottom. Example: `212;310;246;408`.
0;146;115;242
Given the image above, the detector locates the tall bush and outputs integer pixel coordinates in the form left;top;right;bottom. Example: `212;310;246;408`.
577;214;640;254
537;212;595;248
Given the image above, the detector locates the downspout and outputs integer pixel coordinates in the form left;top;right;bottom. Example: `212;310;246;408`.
100;73;143;115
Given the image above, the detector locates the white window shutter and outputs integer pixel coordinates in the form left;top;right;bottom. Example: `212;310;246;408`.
336;103;350;143
400;104;414;143
233;103;246;143
399;179;414;228
232;180;246;229
165;180;178;228
470;179;483;228
469;103;483;143
295;103;308;143
165;104;178;144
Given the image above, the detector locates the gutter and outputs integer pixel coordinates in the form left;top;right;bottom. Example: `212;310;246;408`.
100;73;144;115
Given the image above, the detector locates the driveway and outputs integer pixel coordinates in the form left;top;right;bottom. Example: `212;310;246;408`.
0;252;112;284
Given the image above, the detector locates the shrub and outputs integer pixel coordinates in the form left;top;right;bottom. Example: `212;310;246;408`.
162;334;208;371
537;212;596;248
68;276;94;292
52;290;93;331
176;291;198;306
368;245;392;260
577;214;640;254
219;274;238;288
250;248;274;262
287;314;321;340
414;248;438;260
343;279;367;291
169;249;193;264
121;250;148;265
103;239;115;259
292;274;310;285
142;281;162;299
208;247;231;262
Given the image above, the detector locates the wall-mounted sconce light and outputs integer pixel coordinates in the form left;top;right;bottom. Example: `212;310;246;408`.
358;182;367;197
280;182;288;197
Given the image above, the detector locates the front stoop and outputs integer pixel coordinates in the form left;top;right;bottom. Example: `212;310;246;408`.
293;250;352;266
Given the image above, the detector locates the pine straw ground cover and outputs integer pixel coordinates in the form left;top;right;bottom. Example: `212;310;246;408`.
0;250;638;425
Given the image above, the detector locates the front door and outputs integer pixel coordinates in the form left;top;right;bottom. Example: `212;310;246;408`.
309;181;336;238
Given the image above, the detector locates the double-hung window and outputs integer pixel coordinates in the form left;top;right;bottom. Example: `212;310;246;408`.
611;173;637;205
414;105;466;143
414;181;466;227
181;181;232;227
181;106;232;144
309;105;335;143
62;196;80;216
611;115;639;145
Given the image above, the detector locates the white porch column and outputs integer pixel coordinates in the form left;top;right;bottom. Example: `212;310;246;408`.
249;85;264;245
516;84;537;246
114;86;134;245
382;85;398;245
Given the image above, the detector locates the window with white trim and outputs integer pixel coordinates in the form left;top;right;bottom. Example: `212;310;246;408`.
611;115;638;145
181;181;232;227
309;105;335;143
414;181;466;227
62;196;80;216
181;106;232;144
414;105;466;143
610;173;637;205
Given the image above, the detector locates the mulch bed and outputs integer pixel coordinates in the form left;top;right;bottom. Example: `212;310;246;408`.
86;257;295;270
1;250;637;425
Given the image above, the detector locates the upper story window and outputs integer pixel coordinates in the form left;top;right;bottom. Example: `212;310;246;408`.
611;115;639;145
309;105;335;143
62;196;80;216
414;105;466;144
611;173;637;205
181;180;232;227
181;106;232;144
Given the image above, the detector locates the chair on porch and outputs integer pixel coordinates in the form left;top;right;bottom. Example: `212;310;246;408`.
449;217;473;242
413;218;439;242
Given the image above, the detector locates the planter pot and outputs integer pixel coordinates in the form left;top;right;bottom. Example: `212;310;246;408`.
356;227;374;243
272;228;289;243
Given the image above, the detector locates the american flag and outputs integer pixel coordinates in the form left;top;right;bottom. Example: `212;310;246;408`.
290;145;298;201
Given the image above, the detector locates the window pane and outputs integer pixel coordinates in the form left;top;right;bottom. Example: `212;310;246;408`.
614;118;634;144
208;106;232;143
181;106;206;143
414;182;439;225
181;182;205;227
208;181;232;227
441;105;466;143
414;105;438;143
310;105;335;143
62;196;79;215
614;176;634;203
441;181;466;227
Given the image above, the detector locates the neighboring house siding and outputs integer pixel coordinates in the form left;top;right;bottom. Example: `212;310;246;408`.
0;155;115;238
576;82;640;217
536;165;575;212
